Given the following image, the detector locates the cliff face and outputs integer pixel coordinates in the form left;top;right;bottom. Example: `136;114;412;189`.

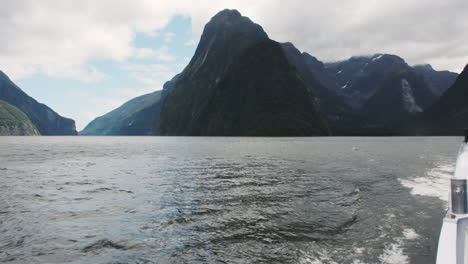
0;71;77;135
159;9;329;136
0;100;40;136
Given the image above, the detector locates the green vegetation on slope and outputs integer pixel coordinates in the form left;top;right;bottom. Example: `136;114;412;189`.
0;100;40;135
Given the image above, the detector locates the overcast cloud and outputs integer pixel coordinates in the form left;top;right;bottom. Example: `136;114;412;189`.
0;0;466;81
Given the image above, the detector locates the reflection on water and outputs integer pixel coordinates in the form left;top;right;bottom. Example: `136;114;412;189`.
0;136;460;263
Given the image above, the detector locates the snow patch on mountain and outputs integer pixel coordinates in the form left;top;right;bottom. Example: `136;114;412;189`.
372;54;384;61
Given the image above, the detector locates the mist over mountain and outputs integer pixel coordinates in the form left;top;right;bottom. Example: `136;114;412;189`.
0;71;77;135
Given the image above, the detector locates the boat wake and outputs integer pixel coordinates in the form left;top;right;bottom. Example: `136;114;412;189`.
399;160;454;202
378;228;420;264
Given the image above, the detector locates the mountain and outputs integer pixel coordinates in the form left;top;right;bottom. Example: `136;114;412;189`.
413;64;458;96
81;75;178;135
308;54;440;128
279;42;359;131
280;43;349;117
408;64;468;135
360;64;438;126
325;54;417;108
278;50;443;130
0;71;77;135
0;100;40;136
158;9;329;136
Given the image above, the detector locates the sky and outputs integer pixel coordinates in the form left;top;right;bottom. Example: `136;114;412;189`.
1;0;467;131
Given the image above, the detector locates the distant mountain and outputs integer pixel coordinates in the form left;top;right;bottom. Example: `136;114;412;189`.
0;100;39;136
0;71;77;135
413;64;458;96
326;54;413;108
278;49;445;130
159;9;329;136
307;54;445;128
360;64;438;126
408;64;468;135
81;75;178;135
81;91;162;135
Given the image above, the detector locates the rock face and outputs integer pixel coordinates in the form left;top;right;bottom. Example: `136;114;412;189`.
81;75;179;135
159;9;329;136
0;71;77;135
0;100;40;136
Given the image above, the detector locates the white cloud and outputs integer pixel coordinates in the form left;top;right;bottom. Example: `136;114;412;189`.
0;0;188;81
63;89;127;130
163;32;176;43
0;0;466;83
122;61;185;87
184;39;197;46
134;46;176;62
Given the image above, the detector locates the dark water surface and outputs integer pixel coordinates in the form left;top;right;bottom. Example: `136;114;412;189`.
0;137;460;263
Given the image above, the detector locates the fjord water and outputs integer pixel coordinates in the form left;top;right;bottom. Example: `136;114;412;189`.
0;137;459;263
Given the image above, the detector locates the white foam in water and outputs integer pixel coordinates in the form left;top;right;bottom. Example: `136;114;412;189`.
402;228;420;240
299;254;338;264
379;242;408;264
300;228;420;264
399;162;454;202
298;247;339;264
378;228;420;264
